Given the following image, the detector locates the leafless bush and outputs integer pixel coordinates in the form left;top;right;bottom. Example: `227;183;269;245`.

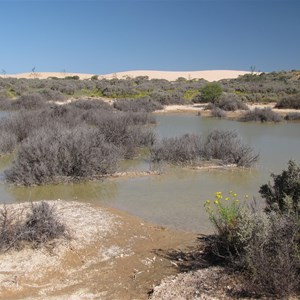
5;124;121;185
284;112;300;120
113;97;163;112
239;107;282;123
151;134;202;165
202;130;259;167
68;99;112;111
151;130;258;167
151;134;203;165
211;107;226;118
12;93;49;110
21;202;67;247
244;213;300;297
0;202;67;251
214;93;249;111
275;93;300;109
0;130;17;154
149;90;185;105
40;89;65;101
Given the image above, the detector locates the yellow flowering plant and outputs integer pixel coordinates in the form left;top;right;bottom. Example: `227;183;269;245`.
204;191;248;238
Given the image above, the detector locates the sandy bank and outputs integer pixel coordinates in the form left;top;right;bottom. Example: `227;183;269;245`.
155;102;299;118
0;200;196;299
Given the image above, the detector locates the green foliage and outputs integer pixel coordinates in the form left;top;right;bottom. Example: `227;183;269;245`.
260;160;300;214
91;75;99;80
64;75;80;80
199;83;222;103
204;191;251;261
183;89;199;101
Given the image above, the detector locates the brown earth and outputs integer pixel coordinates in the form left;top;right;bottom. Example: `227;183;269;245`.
0;201;197;300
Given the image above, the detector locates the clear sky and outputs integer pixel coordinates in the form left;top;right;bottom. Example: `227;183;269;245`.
1;0;299;74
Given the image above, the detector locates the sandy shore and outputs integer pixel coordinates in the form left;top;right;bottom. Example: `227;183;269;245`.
0;70;251;82
155;102;299;118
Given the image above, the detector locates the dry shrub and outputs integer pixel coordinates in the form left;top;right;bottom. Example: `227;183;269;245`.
244;213;300;297
151;134;203;165
239;107;282;122
5;124;121;185
12;93;49;110
211;107;226;118
215;93;249;111
275;93;300;109
202;130;259;167
151;130;259;167
0;129;17;154
0;202;67;251
113;97;163;112
285;112;300;121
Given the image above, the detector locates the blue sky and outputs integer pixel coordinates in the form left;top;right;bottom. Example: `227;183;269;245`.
1;0;299;74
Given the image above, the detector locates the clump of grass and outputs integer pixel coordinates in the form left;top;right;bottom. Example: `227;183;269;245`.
0;202;68;251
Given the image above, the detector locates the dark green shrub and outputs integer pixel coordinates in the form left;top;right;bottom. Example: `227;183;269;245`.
259;160;300;214
239;107;282;123
194;83;222;103
91;75;99;80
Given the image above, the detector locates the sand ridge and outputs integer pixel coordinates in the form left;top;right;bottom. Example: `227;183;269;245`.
0;70;252;82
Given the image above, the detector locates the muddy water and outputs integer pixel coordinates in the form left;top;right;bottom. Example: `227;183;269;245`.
1;113;300;233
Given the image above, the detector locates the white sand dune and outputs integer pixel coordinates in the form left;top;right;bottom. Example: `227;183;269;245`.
0;69;251;82
102;70;251;81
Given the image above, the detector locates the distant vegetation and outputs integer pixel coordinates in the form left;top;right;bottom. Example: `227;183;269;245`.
0;70;300;110
220;70;300;103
